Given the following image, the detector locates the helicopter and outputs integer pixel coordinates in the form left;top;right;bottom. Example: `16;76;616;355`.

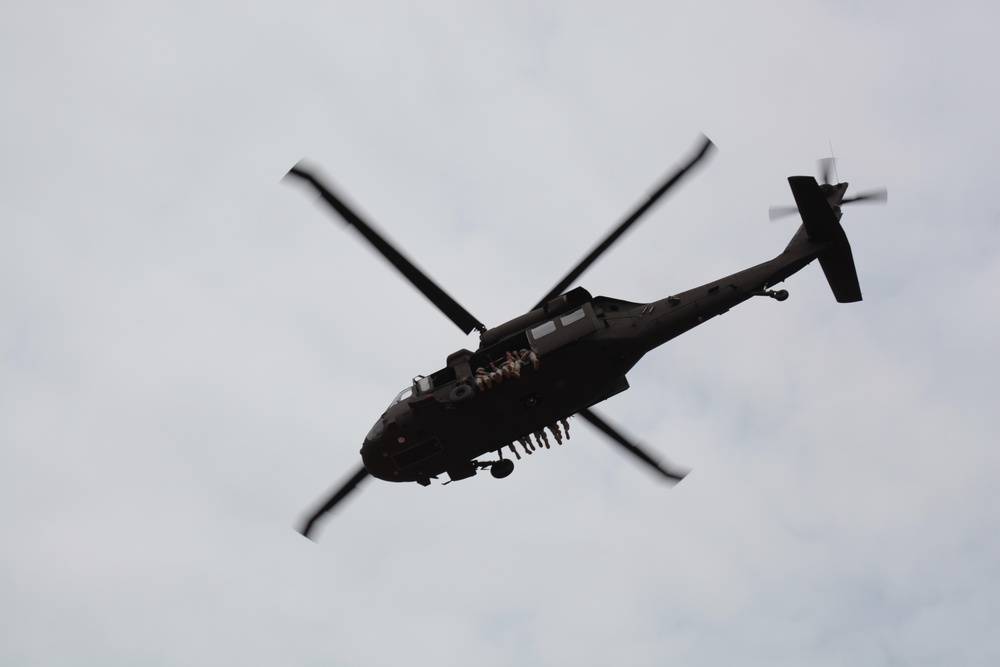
286;135;886;539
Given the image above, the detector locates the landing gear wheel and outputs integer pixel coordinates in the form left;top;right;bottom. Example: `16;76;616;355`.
448;383;474;404
490;458;515;479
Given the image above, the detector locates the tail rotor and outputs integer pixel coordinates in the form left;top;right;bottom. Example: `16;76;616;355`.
769;158;886;222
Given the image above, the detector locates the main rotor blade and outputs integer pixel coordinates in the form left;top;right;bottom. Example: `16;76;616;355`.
286;164;486;335
533;135;715;310
577;407;687;482
298;465;370;540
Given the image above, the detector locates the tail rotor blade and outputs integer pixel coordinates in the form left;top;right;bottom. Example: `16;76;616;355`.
842;187;887;205
770;187;885;221
533;135;715;310
818;157;835;185
285;164;486;335
577;407;687;482
298;465;370;540
768;205;799;222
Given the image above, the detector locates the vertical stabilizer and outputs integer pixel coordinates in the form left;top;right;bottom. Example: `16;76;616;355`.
788;176;862;303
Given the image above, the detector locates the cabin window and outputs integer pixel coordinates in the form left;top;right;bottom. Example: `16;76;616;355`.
560;308;585;326
530;320;557;339
430;366;456;387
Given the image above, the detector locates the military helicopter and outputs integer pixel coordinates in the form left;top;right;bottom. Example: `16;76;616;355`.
287;135;886;539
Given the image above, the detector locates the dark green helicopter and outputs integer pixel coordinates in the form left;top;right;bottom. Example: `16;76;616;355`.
287;136;886;539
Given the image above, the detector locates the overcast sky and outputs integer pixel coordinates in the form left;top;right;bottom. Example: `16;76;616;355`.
3;2;999;665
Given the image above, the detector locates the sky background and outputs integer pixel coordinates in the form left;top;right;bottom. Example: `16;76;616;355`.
3;2;999;665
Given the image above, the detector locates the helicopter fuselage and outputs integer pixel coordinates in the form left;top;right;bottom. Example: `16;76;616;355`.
360;235;820;485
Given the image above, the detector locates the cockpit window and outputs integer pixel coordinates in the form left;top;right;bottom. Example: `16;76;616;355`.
366;419;384;441
415;376;432;394
390;386;413;408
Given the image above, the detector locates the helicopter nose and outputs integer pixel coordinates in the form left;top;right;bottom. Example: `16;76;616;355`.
363;452;396;483
360;433;395;481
